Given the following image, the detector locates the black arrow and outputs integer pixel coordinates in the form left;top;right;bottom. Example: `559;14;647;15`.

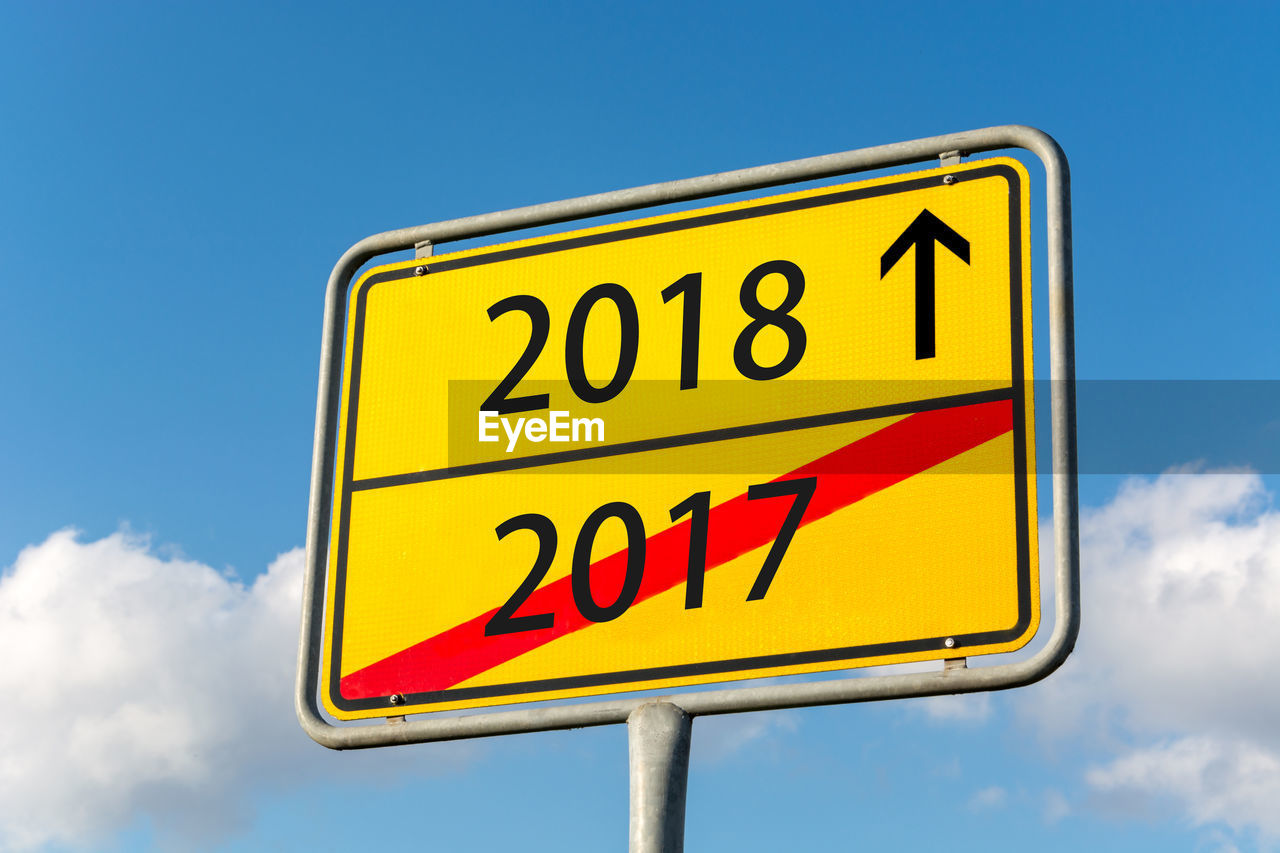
879;209;970;360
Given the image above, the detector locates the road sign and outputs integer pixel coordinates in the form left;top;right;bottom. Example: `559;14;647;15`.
318;156;1037;721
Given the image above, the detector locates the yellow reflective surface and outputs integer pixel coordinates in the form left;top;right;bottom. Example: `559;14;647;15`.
321;157;1037;720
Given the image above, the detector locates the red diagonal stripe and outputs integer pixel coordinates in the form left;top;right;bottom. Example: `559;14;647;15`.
341;399;1013;699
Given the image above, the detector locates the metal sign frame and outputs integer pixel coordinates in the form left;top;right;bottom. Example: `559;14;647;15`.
296;124;1077;749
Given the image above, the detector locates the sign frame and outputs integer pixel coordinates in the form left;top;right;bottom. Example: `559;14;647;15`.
296;124;1077;749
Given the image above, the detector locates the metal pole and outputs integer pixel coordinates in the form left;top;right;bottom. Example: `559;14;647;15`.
628;702;692;853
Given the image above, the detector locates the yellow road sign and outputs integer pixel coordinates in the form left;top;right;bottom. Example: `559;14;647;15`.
322;157;1036;720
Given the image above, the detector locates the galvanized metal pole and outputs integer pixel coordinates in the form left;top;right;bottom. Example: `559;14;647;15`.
628;702;692;853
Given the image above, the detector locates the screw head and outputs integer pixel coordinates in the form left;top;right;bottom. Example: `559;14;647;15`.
414;265;428;276
943;637;957;649
942;174;957;185
389;693;405;706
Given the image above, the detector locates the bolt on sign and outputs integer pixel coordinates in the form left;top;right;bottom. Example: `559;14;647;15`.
314;156;1041;721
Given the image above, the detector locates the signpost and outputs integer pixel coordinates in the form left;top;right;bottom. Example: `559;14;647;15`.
297;125;1077;852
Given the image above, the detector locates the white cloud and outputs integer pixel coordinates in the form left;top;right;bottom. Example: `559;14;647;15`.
1015;470;1280;840
931;756;962;779
914;692;991;724
1202;830;1245;853
967;785;1007;812
692;710;798;765
0;530;473;850
1086;736;1280;835
1042;788;1070;824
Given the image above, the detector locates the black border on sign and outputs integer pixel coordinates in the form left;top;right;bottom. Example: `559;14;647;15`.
326;162;1030;715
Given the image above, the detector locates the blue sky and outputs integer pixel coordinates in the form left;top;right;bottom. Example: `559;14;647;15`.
3;2;1280;851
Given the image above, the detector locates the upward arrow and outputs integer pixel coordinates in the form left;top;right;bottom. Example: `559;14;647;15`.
880;209;970;360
